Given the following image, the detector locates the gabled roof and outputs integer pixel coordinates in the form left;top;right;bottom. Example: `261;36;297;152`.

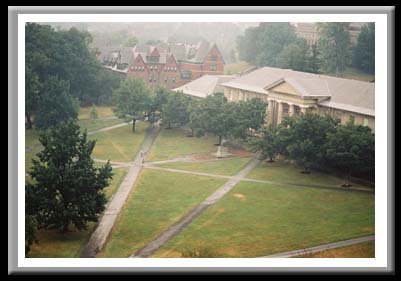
265;77;331;98
222;67;375;116
173;75;236;98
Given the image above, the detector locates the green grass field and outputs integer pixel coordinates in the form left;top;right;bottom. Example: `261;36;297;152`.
157;157;253;176
28;167;128;258
294;241;375;258
78;118;125;133
152;181;374;258
248;160;367;188
89;121;149;162
78;106;115;120
147;127;219;162
99;169;226;258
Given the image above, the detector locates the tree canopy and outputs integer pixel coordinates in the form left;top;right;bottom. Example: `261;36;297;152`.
352;23;375;74
26;121;113;234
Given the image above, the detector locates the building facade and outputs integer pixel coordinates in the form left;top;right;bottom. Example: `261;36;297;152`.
221;67;375;132
292;22;369;46
97;40;225;89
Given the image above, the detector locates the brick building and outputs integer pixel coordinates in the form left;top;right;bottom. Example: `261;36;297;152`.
97;40;225;89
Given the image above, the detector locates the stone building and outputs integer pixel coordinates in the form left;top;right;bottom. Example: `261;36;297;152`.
221;67;375;132
97;40;225;89
292;22;369;46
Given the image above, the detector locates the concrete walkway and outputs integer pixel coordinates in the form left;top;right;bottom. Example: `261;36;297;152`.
87;121;131;135
143;164;374;194
131;158;261;258
81;123;160;258
258;235;375;258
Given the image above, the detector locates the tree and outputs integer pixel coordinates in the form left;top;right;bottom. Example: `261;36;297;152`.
231;98;266;140
148;86;170;124
325;121;375;186
237;23;297;67
277;39;309;72
197;93;234;145
113;78;152;132
161;91;191;129
283;113;339;173
249;125;280;162
352;23;375;74
187;98;204;137
317;23;351;75
26;121;113;232
25;215;38;256
34;76;79;130
124;36;139;47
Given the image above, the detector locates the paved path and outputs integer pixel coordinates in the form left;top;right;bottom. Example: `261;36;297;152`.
87;121;131;135
143;165;374;194
131;158;261;258
79;116;119;121
81;123;160;258
258;235;375;258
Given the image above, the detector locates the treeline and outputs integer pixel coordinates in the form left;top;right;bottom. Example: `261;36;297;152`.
249;114;375;184
112;78;267;145
236;22;375;75
26;23;122;129
113;78;374;184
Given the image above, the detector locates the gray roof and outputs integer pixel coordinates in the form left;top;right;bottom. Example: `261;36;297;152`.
222;67;375;116
173;75;236;98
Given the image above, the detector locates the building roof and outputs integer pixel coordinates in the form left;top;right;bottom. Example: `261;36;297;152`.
173;75;236;98
222;67;375;116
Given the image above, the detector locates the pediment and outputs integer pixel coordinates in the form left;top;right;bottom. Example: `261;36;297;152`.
268;81;302;96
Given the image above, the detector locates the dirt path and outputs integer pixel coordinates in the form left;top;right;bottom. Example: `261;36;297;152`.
81;123;160;258
131;158;261;258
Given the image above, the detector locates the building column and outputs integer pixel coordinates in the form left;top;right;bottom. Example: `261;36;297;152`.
300;106;307;114
267;98;274;124
277;101;284;124
288;103;294;117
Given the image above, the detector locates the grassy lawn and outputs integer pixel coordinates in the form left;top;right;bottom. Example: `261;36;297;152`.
152;181;374;258
28;167;128;258
78;118;125;133
157;157;253;176
89;121;149;162
224;61;254;75
248;160;367;188
78;106;115;120
325;67;375;82
147;127;219;162
98;169;226;258
294;241;375;258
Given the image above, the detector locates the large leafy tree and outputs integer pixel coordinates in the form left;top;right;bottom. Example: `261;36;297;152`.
26;121;113;233
148;86;170;124
284;113;339;173
325;121;375;186
237;23;298;68
196;93;234;145
352;23;375;74
317;23;351;75
249;125;280;162
231;98;266;140
113;78;152;132
34;76;80;130
277;39;310;72
161;91;191;129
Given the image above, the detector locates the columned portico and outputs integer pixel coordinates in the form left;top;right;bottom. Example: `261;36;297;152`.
288;103;295;117
276;101;284;124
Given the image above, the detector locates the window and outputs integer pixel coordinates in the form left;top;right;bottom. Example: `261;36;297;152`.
211;55;217;61
155;66;158;70
172;77;176;83
363;118;369;126
349;115;355;124
181;71;192;80
150;66;153;70
210;65;217;71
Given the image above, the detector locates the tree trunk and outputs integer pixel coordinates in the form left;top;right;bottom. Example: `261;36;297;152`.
190;127;194;137
132;118;136;132
219;135;222;146
167;122;171;129
26;115;32;129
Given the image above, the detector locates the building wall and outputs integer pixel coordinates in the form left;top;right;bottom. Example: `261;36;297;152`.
224;86;375;133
